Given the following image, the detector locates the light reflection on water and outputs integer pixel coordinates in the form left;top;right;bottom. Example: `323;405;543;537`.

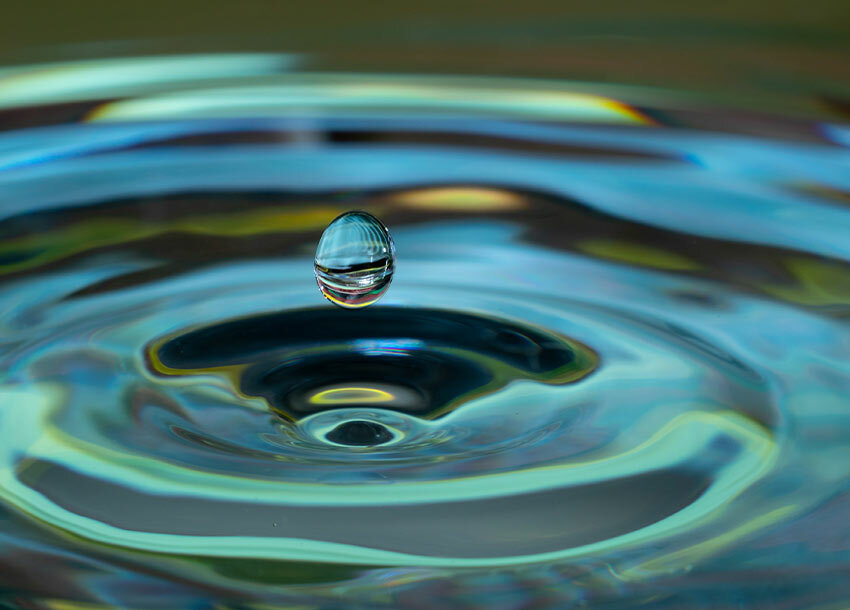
0;53;849;608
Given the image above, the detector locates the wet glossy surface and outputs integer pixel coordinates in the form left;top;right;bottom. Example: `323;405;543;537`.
0;53;848;608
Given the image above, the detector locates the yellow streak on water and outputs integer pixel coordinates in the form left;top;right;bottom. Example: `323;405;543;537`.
309;387;395;404
578;238;701;271
0;206;350;276
393;187;527;211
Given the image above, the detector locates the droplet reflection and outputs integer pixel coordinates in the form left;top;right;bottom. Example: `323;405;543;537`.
314;211;395;309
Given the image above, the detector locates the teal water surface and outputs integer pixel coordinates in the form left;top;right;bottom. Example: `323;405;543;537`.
0;54;849;608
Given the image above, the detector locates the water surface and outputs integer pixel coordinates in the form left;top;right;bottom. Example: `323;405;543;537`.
0;53;849;608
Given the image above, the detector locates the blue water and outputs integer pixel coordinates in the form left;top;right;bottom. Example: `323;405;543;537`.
0;54;849;608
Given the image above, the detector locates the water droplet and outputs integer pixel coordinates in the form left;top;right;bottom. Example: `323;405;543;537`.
314;211;395;308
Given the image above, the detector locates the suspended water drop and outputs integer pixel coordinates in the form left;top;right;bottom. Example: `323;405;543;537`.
314;211;395;308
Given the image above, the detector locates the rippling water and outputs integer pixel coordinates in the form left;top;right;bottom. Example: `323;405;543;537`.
1;53;850;608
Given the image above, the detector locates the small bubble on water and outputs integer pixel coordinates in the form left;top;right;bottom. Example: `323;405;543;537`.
314;211;395;309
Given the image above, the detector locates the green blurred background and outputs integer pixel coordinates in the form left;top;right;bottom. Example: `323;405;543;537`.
1;0;848;118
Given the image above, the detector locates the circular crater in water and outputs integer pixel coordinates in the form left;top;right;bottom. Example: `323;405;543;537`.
150;306;598;423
